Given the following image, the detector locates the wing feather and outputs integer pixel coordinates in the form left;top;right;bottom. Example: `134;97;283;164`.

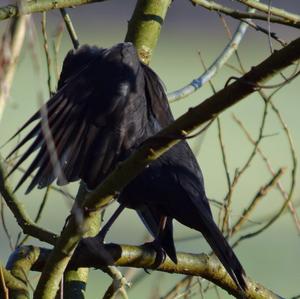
6;43;149;192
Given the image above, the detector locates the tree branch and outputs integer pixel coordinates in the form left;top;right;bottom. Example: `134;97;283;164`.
0;0;108;21
13;244;284;299
235;0;300;24
230;168;286;236
0;16;27;120
168;9;251;102
191;0;300;29
125;0;172;64
0;164;58;245
59;8;80;49
232;113;300;233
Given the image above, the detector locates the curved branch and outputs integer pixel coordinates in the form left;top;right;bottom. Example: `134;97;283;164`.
34;37;300;299
168;10;251;101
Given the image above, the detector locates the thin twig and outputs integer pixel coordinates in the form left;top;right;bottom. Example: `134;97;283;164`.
53;21;64;82
217;117;232;233
0;16;27;120
0;163;58;244
102;266;130;299
161;276;193;299
17;186;51;246
266;0;273;53
0;266;9;299
232;108;297;247
235;0;300;24
232;113;300;233
191;0;300;29
0;197;14;250
226;11;300;234
60;8;79;49
225;95;270;201
41;12;52;96
229;41;299;239
3;159;75;200
0;0;109;21
225;69;300;90
168;11;251;101
239;18;286;47
230;168;285;236
197;44;232;233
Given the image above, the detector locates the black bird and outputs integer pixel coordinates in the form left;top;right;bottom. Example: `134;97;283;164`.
5;43;246;289
5;42;177;263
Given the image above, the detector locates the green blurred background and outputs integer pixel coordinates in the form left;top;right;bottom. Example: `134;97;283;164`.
0;0;300;298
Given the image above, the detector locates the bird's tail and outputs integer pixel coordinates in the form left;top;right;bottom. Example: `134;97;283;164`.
198;216;247;290
160;217;177;264
172;197;247;290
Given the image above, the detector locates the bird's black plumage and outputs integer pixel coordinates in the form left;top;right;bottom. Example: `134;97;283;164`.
5;42;177;264
7;43;149;191
5;42;246;289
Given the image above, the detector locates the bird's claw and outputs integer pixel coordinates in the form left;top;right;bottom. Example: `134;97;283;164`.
142;241;167;269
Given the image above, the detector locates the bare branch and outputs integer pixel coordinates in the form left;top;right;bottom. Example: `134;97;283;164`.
59;8;80;49
102;266;129;299
0;197;14;250
0;16;27;120
0;164;58;245
232;113;300;233
235;0;300;24
17;187;51;247
41;12;53;96
27;244;285;299
191;0;300;29
125;0;172;64
168;11;251;101
0;0;108;21
230;168;286;236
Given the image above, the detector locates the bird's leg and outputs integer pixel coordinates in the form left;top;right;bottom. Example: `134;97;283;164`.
154;215;168;244
144;215;168;268
96;203;126;243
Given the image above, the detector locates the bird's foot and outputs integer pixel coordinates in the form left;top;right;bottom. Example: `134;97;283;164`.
95;229;106;244
142;240;167;269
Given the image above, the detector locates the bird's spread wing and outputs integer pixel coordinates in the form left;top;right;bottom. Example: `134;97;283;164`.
6;43;149;193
